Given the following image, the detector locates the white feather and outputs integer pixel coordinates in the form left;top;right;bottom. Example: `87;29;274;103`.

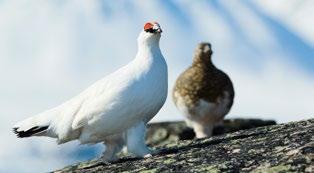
14;27;168;146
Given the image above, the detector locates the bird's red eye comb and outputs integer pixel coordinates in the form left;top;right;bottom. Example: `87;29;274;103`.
144;22;153;31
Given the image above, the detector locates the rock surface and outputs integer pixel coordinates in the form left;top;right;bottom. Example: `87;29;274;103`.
54;119;313;173
146;118;276;146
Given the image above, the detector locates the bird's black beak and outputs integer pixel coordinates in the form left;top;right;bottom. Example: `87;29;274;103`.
156;28;162;33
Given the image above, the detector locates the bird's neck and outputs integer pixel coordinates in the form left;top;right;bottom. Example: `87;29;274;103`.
135;31;162;59
127;40;162;76
192;60;215;70
136;41;161;61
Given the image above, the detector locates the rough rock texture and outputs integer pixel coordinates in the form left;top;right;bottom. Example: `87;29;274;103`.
54;119;313;173
146;118;276;146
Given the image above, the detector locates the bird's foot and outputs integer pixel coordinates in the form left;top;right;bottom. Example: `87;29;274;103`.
143;153;153;158
101;153;119;163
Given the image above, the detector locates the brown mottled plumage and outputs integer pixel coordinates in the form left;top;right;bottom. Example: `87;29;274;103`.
173;43;234;138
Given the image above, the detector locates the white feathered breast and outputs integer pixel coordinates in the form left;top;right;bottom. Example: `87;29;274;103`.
50;45;168;144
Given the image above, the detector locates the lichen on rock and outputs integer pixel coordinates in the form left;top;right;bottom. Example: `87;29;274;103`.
53;118;313;173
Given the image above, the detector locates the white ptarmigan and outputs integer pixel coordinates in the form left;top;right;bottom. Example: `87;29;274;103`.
13;22;167;161
173;43;234;138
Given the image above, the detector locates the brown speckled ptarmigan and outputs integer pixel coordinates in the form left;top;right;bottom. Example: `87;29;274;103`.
173;43;234;138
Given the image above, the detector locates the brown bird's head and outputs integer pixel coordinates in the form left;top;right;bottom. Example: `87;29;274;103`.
193;42;213;65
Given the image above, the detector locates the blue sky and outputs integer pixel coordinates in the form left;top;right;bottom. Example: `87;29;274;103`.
0;0;313;172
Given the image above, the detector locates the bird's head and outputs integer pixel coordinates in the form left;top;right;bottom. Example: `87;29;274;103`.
138;22;162;46
193;42;213;64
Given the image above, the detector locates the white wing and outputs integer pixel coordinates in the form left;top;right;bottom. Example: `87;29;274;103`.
71;64;135;130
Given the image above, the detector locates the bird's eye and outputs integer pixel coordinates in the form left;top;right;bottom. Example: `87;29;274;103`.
145;28;155;33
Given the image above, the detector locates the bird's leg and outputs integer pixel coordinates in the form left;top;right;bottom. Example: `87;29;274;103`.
102;134;125;162
126;121;152;158
213;119;225;135
215;119;224;127
191;121;214;138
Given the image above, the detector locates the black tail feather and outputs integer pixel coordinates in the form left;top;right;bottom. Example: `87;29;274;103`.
13;126;49;138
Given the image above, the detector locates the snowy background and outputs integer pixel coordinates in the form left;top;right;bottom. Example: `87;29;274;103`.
0;0;313;172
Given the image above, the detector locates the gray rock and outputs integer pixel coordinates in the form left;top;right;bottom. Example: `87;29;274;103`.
54;119;313;173
146;118;276;146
